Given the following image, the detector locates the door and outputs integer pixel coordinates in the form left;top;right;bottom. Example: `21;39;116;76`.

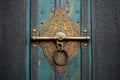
1;0;120;80
26;0;92;80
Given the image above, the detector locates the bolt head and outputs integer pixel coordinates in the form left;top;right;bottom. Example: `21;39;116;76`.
32;44;36;47
83;29;87;33
33;29;37;32
83;43;87;47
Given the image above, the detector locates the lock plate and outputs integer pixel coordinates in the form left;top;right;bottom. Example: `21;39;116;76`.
40;8;80;73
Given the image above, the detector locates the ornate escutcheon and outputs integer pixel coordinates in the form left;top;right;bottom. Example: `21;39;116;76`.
32;8;90;73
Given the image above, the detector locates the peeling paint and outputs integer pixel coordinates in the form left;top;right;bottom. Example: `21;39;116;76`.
68;0;74;16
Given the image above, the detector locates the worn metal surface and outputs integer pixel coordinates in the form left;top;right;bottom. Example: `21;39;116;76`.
40;8;80;73
30;0;91;80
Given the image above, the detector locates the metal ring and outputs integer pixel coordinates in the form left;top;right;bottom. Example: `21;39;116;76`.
53;49;68;66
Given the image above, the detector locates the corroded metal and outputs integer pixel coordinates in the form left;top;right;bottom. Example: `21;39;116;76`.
53;49;68;66
39;8;80;73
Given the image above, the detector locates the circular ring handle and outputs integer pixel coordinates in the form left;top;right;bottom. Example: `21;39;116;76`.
53;49;68;66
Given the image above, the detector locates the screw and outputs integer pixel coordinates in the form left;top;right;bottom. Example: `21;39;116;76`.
33;29;37;32
66;11;69;13
32;44;36;47
76;21;79;24
66;1;69;4
51;2;53;4
51;10;54;13
83;29;87;33
83;43;87;47
41;22;43;25
40;10;44;14
76;11;79;13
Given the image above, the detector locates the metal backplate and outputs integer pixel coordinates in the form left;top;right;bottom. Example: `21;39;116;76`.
40;8;80;73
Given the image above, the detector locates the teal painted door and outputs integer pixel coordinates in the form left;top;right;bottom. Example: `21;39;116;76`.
26;0;92;80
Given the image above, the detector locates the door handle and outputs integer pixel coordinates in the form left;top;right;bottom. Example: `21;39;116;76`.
32;32;90;41
32;36;90;41
31;32;90;66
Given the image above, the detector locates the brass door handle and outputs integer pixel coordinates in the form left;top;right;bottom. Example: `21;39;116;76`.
32;32;90;41
32;36;90;40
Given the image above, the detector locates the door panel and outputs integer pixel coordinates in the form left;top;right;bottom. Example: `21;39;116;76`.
1;0;120;80
30;0;92;80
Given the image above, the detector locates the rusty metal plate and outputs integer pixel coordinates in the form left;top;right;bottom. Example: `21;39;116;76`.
40;8;80;73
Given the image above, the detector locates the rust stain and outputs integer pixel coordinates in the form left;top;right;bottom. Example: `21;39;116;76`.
40;8;80;73
55;65;66;74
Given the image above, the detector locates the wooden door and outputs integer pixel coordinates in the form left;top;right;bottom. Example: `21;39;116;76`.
1;0;120;80
28;0;92;80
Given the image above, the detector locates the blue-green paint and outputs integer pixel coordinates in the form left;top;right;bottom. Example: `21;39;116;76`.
37;47;55;80
36;0;55;80
81;0;92;80
36;0;82;80
26;0;92;80
88;0;92;80
37;0;53;31
26;0;31;80
68;49;81;80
